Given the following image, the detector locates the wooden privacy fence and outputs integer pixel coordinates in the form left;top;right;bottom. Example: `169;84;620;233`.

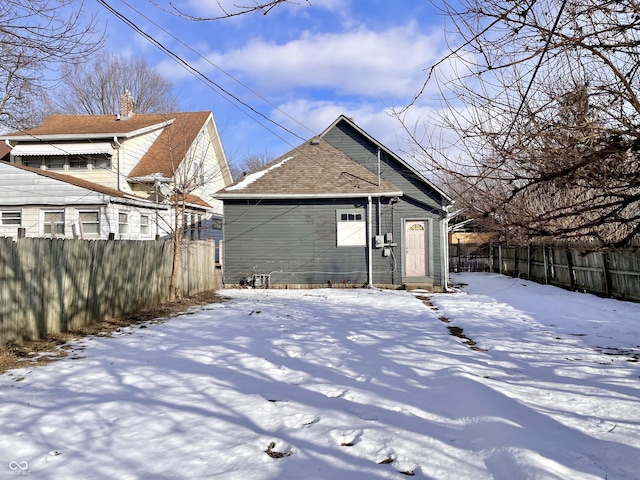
449;241;492;273
0;237;217;344
489;244;640;302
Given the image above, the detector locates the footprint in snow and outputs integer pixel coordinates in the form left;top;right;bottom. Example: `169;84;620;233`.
331;428;362;447
355;374;371;383
306;384;349;398
283;413;320;428
348;407;379;421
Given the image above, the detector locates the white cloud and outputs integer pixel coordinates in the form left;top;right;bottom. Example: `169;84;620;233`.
205;22;445;99
268;97;465;185
271;98;411;152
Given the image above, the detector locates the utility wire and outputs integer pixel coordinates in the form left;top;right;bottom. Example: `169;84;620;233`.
97;0;307;148
117;0;317;139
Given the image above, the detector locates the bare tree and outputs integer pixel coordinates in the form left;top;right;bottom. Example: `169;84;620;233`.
0;0;103;129
400;0;640;248
53;53;180;115
229;151;274;180
150;0;306;21
149;115;230;301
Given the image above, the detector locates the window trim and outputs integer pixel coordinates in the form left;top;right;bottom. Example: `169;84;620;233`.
140;214;150;236
1;210;21;226
118;212;129;236
78;210;100;236
43;210;65;237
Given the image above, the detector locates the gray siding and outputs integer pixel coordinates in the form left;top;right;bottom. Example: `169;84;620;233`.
323;123;448;286
223;199;374;287
323;123;446;212
223;197;446;288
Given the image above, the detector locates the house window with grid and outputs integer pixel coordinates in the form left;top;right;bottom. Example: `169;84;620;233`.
1;211;21;226
43;156;65;170
191;162;205;187
336;209;366;246
79;211;100;236
22;156;43;168
118;212;128;235
67;156;89;169
140;215;150;236
43;211;65;236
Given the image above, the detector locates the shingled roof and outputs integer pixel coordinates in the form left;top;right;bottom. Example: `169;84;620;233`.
4;113;176;137
128;112;211;178
216;137;402;199
3;111;212;179
7;163;145;201
5;163;211;208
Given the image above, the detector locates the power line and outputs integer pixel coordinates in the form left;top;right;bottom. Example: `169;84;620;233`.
97;0;307;149
117;0;317;139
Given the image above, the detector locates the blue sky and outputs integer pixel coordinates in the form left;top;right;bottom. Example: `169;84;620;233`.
93;0;452;165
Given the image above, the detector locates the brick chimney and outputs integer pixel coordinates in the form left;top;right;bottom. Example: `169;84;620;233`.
119;89;135;119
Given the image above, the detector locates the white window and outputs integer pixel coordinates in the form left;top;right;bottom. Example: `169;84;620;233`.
336;209;366;246
191;162;205;186
79;211;100;235
1;211;21;226
68;156;89;169
43;211;65;236
93;154;111;169
22;156;43;168
140;215;150;236
118;212;128;235
44;157;65;170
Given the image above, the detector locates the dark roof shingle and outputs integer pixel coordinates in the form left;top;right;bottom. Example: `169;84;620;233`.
217;137;402;198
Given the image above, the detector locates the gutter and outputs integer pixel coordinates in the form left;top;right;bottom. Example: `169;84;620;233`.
0;119;175;142
129;175;172;183
215;191;404;200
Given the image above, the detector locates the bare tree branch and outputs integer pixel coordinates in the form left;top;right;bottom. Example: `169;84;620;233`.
0;0;104;129
400;0;640;248
148;0;307;21
52;53;180;115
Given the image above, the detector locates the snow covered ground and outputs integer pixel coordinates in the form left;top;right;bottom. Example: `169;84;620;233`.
1;272;639;479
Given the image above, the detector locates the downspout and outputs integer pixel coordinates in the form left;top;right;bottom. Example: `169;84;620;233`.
113;137;121;191
442;203;453;292
368;195;373;287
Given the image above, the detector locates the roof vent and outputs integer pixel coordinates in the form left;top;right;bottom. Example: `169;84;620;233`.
310;138;320;145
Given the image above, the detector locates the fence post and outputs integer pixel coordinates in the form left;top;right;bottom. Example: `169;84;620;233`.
543;247;549;284
498;245;503;274
489;244;494;272
602;251;613;298
566;247;576;291
527;245;531;280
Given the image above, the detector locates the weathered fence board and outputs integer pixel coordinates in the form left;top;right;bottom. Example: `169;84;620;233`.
449;242;491;273
484;244;640;303
0;237;217;344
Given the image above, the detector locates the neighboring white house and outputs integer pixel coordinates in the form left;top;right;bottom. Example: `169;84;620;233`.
0;162;168;239
0;98;232;241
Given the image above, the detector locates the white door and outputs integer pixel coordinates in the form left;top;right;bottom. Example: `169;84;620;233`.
405;221;426;277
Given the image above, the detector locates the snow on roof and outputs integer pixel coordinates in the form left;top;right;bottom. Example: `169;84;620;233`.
226;155;294;191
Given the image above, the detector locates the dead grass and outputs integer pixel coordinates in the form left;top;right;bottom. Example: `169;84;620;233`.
0;290;227;375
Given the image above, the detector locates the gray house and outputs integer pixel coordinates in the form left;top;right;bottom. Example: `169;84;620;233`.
216;116;452;290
